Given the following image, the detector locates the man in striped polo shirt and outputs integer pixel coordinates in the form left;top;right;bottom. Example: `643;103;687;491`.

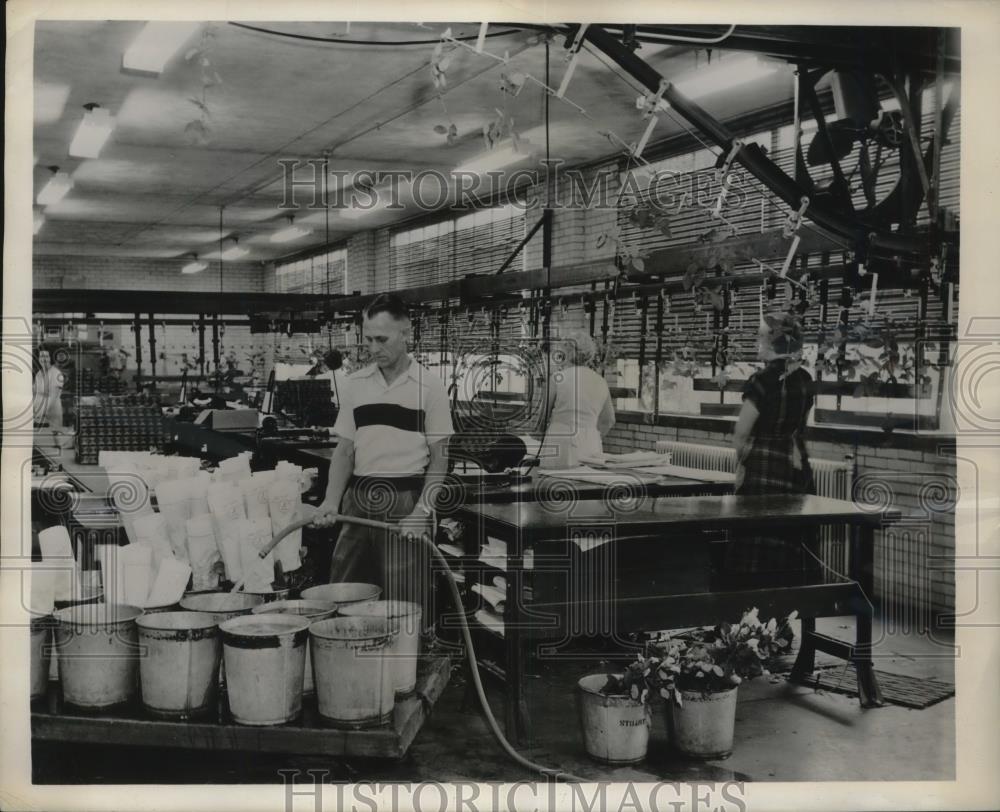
314;293;453;636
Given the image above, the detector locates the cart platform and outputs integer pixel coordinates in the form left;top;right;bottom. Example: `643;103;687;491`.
32;654;451;760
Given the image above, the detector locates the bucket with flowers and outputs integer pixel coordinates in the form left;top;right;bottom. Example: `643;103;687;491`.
650;608;797;759
576;655;659;764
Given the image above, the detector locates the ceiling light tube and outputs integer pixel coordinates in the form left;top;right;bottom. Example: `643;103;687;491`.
270;218;313;243
34;212;45;235
453;141;535;175
37;169;74;206
123;22;201;75
181;255;207;274
670;55;781;100
69;105;115;159
220;239;249;261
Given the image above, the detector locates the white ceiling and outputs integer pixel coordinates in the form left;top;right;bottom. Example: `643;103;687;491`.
33;21;796;265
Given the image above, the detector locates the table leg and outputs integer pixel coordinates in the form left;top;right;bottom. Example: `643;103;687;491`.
851;524;884;708
504;531;529;745
789;617;817;683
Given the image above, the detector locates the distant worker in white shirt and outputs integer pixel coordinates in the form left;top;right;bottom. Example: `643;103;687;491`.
313;294;453;637
542;329;616;464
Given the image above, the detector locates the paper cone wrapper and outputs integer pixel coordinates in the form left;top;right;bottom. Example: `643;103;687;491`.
38;525;81;602
267;479;302;572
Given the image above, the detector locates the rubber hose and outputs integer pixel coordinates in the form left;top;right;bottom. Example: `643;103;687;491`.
264;513;587;782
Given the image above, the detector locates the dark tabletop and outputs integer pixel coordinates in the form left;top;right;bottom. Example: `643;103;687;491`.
457;474;730;505
456;493;902;540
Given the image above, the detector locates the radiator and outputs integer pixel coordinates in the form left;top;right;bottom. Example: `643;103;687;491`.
655;440;854;581
654;441;736;473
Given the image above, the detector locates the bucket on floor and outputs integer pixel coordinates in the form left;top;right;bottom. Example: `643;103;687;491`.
300;582;380;608
219;614;309;726
310;615;397;728
251;600;337;696
53;603;143;709
30;615;54;701
136;611;222;719
179;591;264;622
576;673;651;764
340;600;422;696
668;687;738;759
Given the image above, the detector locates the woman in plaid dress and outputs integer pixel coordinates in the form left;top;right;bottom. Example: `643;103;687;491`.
726;311;817;577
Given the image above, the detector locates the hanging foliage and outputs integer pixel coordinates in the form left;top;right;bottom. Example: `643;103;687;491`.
182;25;223;145
430;33;457;90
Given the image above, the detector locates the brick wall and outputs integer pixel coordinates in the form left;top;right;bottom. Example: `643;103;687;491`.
34;254;267;293
524;165;620;273
371;230;392;294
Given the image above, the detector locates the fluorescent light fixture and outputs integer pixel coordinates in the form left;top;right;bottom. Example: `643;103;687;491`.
123;22;201;75
37;170;74;206
220;240;249;261
69;106;115;159
670;55;782;99
181;256;207;274
34;212;45;235
453;141;534;175
270;221;313;243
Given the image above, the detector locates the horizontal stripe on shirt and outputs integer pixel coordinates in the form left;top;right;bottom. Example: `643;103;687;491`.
354;402;426;434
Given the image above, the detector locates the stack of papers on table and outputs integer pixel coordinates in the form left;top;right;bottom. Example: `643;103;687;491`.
584;451;666;468
536;466;663;484
472;583;506;614
475;608;505;637
629;463;735;483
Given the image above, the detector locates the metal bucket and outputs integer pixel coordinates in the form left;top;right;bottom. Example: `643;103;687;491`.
53;603;143;709
340;600;422;696
219;614;309;726
668;686;738;759
300;582;380;608
310;616;397;728
30;615;54;701
141;601;182;615
136;611;221;719
251;600;337;696
179;591;264;623
576;673;651;764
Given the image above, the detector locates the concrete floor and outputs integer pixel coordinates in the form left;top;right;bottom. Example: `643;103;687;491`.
33;616;955;784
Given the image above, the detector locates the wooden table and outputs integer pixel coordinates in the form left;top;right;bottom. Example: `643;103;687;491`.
448;471;732;507
454;494;901;742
